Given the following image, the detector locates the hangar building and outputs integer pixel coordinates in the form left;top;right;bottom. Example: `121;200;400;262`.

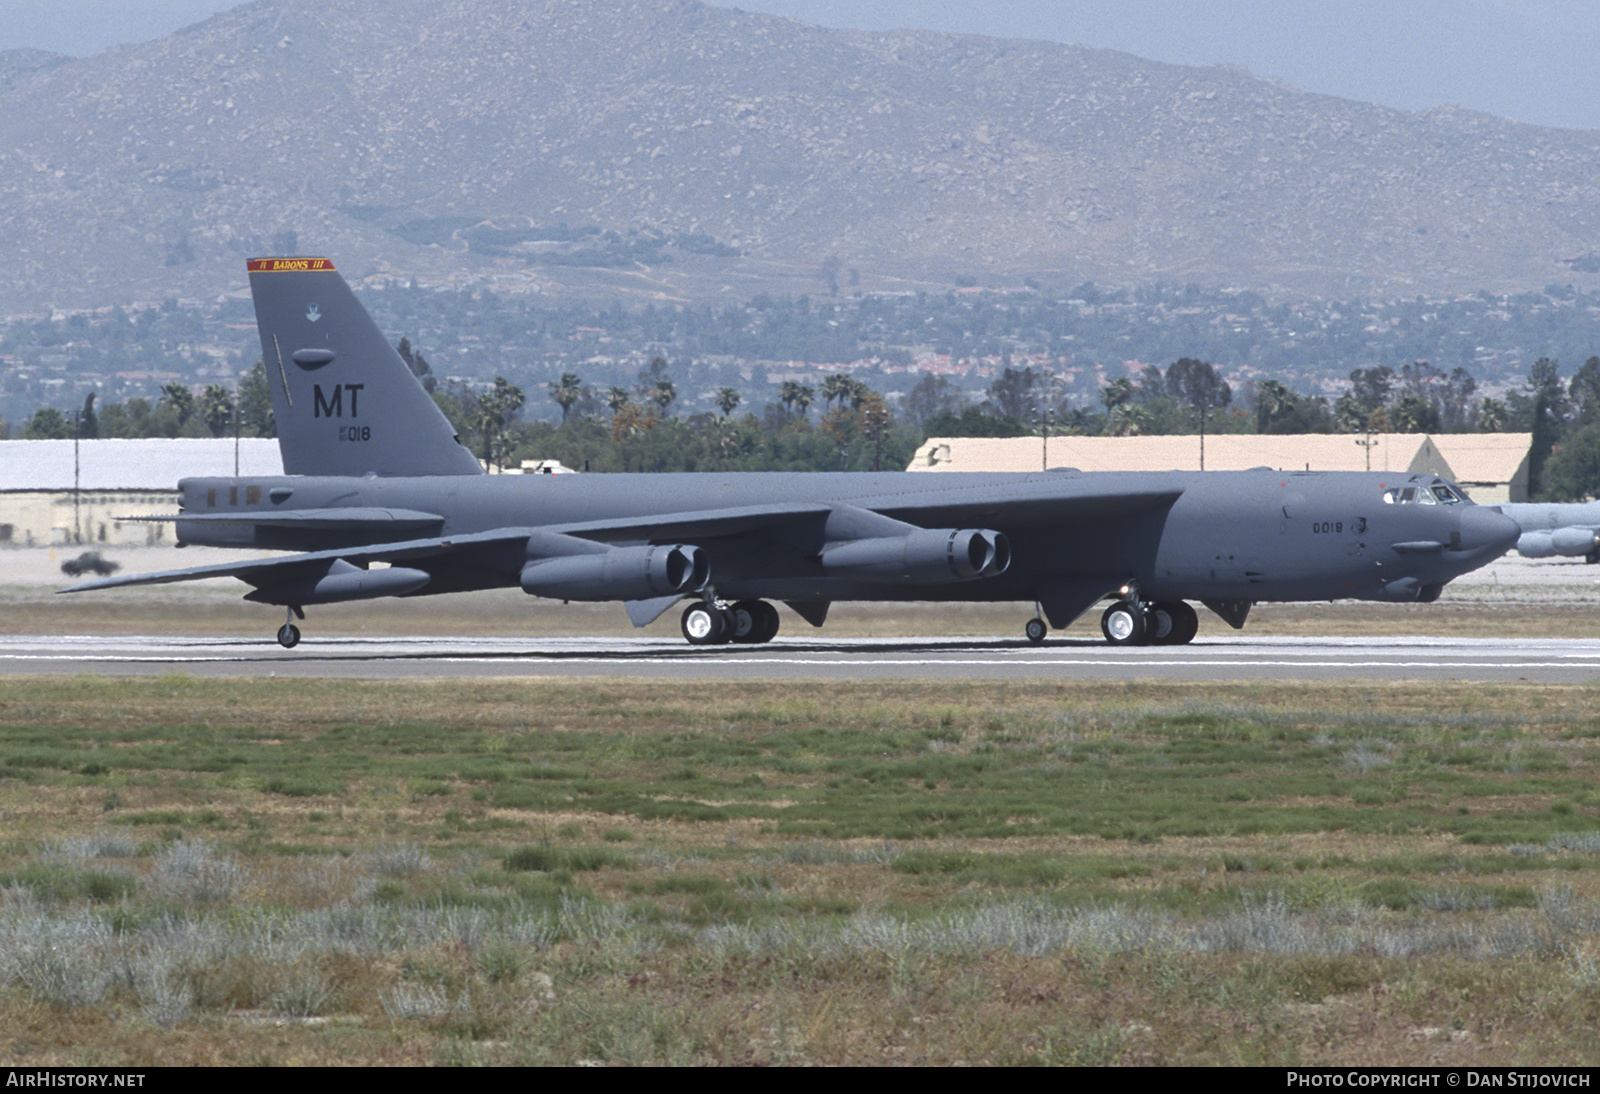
908;433;1533;505
0;438;282;547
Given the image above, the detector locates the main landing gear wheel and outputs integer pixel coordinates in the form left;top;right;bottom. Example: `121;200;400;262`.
1025;617;1049;644
729;600;780;644
1100;601;1146;645
276;623;301;649
681;603;729;645
1149;601;1199;646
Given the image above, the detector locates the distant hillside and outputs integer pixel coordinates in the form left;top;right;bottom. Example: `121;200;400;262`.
0;0;1598;314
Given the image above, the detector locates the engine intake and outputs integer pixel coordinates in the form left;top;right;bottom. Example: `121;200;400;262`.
821;528;1010;583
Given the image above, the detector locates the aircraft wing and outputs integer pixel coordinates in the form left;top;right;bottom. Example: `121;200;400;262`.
59;528;537;594
538;501;834;544
530;483;1182;544
859;479;1183;531
61;503;842;595
61;482;1181;628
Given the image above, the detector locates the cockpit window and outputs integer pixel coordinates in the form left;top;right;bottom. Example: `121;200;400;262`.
1382;482;1464;506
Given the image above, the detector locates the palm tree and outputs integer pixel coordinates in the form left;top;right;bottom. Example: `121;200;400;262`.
1254;379;1292;433
549;373;583;423
1108;403;1151;437
651;380;677;416
476;376;524;470
157;382;195;431
1477;396;1510;433
199;384;236;437
821;372;851;412
778;381;803;419
714;387;742;418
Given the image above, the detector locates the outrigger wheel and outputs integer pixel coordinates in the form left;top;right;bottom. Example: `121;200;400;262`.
276;606;304;649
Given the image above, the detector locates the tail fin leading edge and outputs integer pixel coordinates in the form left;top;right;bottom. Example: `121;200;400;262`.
248;257;483;477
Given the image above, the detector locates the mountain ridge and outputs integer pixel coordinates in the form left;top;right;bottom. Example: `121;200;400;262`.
0;0;1596;313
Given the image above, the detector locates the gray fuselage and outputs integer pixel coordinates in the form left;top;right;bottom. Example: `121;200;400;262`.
173;467;1516;614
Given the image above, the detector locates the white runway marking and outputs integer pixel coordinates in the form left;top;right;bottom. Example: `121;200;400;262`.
3;634;1600;682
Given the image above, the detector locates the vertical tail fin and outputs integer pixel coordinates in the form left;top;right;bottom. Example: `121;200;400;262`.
248;257;483;477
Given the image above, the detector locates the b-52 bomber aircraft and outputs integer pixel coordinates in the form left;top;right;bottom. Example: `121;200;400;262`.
65;257;1521;648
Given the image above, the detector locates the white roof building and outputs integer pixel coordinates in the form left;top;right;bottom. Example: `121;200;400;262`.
908;433;1532;504
0;438;282;546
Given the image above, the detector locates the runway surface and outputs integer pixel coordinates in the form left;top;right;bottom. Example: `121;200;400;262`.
5;632;1600;683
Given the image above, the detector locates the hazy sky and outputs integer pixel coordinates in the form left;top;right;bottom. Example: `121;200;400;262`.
6;0;1597;131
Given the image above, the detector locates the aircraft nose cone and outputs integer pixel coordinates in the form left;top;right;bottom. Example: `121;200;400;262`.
1456;505;1521;556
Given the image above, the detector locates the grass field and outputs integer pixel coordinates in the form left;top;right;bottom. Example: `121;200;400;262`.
0;674;1598;1065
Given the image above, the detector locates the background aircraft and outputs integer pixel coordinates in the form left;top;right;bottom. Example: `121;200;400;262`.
65;258;1520;648
1495;502;1600;563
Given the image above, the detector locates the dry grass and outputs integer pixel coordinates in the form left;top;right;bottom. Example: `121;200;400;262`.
0;677;1597;1064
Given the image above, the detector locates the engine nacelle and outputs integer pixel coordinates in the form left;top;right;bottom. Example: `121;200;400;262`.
246;559;431;606
821;528;1010;583
1373;577;1443;603
1517;527;1599;559
520;542;708;602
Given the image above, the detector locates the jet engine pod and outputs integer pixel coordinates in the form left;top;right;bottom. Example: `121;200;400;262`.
1551;527;1600;557
1517;531;1556;558
520;543;707;602
1374;576;1442;602
246;558;431;605
821;528;1011;583
1520;527;1600;559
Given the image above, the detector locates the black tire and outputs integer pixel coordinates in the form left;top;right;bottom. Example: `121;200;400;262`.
680;604;727;645
752;600;781;643
1147;601;1199;645
1025;617;1048;644
1166;601;1199;645
276;623;301;649
729;600;764;643
1100;602;1146;646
